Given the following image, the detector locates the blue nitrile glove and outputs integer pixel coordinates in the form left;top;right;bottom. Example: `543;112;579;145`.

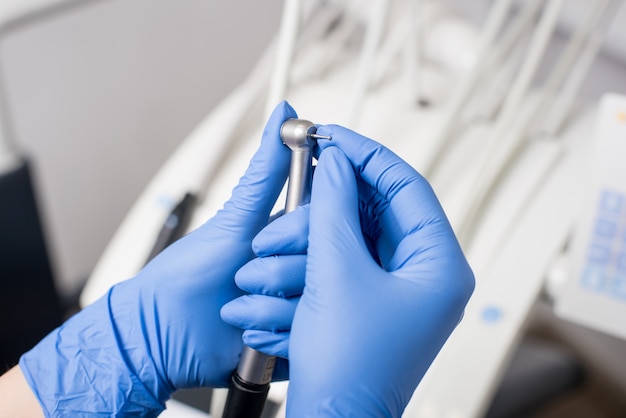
221;205;309;359
18;101;297;417
286;125;475;417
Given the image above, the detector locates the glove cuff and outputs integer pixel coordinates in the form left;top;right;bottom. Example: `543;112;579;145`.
19;289;167;416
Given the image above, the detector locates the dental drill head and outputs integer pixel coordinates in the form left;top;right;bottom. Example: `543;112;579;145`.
279;119;330;213
280;118;317;150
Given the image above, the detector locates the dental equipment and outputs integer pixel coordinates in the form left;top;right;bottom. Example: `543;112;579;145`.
267;0;302;115
369;0;425;105
345;0;390;125
467;0;543;123
455;0;565;243
532;0;621;138
222;118;328;418
405;0;425;107
422;0;515;176
456;0;618;244
145;192;197;263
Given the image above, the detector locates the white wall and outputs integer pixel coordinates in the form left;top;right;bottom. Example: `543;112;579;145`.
0;0;282;296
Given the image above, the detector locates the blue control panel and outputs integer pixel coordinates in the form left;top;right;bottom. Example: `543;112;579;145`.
581;189;626;300
556;94;626;340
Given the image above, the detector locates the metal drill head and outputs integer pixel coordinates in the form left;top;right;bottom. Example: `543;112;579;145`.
280;118;318;150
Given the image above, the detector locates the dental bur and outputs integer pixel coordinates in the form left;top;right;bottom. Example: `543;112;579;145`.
222;119;329;418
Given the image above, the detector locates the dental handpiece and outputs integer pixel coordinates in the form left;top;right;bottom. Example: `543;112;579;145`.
222;119;330;418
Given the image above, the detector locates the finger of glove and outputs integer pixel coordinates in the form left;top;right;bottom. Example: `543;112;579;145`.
315;125;450;239
316;128;474;298
252;206;309;257
235;254;306;298
242;330;290;359
221;294;298;332
308;147;374;281
211;101;296;236
357;178;405;269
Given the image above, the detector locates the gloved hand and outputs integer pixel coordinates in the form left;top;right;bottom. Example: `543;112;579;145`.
286;125;475;417
18;101;297;417
221;204;309;359
223;124;475;417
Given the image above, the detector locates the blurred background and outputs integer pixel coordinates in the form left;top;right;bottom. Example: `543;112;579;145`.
1;1;626;417
1;0;282;300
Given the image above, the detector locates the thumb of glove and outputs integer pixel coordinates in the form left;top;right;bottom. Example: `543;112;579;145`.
206;101;296;238
307;146;375;286
289;146;397;416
